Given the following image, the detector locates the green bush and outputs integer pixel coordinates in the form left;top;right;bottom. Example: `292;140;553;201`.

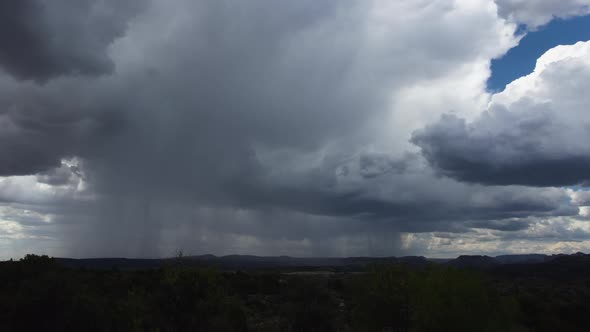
351;264;528;332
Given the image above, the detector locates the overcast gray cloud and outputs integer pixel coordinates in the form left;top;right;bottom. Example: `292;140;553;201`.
0;0;590;258
0;78;126;176
0;0;144;81
572;190;590;206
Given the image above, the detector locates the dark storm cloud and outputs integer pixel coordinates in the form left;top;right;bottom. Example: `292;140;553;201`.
412;109;590;187
2;0;588;258
466;219;531;231
0;0;143;81
0;80;124;176
413;41;590;188
36;164;77;186
234;153;578;233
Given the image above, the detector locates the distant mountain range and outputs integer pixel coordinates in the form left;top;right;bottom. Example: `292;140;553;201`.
53;252;589;271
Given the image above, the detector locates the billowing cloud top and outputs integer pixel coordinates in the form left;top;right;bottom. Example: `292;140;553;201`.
0;0;590;259
413;41;590;187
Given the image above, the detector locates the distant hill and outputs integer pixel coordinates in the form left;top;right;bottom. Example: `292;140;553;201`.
50;252;589;271
445;255;499;269
56;258;169;270
491;252;590;279
494;254;548;264
54;255;430;271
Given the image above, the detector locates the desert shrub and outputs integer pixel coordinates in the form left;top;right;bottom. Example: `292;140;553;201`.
351;264;528;332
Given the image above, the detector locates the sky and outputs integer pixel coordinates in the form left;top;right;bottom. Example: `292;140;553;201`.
488;14;590;91
1;0;590;259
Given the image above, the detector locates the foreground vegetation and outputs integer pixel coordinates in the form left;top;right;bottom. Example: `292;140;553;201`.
0;255;588;331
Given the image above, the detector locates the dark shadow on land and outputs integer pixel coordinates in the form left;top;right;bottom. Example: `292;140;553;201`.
1;252;589;331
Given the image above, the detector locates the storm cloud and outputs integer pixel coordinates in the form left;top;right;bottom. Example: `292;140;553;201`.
0;0;143;81
413;41;590;187
1;0;590;258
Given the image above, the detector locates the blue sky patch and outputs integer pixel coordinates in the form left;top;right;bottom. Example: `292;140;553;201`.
488;15;590;92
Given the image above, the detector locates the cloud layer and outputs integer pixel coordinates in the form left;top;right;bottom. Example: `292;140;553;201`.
1;0;590;258
0;0;143;81
496;0;590;28
413;41;590;187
